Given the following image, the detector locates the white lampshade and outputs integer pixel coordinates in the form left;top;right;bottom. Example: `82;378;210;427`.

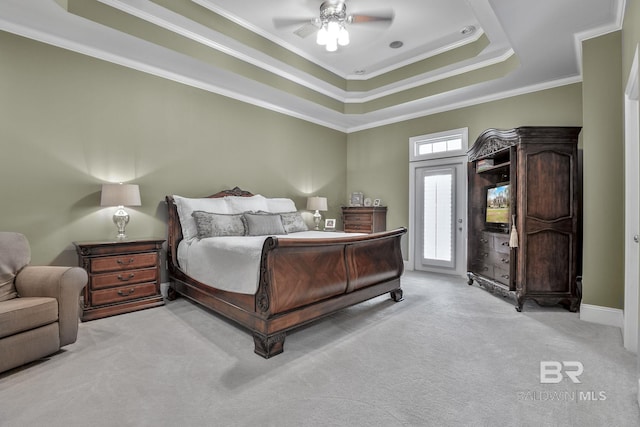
306;196;328;211
100;183;141;207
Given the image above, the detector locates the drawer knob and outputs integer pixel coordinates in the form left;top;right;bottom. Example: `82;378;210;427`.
117;258;135;266
480;238;488;243
501;258;509;264
117;288;135;297
501;274;509;280
118;273;135;281
501;241;509;246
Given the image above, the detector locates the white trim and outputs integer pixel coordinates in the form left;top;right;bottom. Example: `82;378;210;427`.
409;129;468;278
580;304;624;328
572;0;626;74
348;75;582;133
623;43;639;353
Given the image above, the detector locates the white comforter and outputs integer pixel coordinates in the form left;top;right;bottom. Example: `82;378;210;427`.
177;231;363;295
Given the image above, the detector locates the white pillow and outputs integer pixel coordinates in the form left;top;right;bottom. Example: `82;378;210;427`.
173;195;231;241
225;195;269;214
265;197;297;213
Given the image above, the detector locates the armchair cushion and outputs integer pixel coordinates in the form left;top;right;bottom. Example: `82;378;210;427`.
0;232;30;302
0;297;58;339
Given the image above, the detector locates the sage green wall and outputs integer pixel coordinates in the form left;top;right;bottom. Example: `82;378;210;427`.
346;83;583;248
581;31;625;309
0;31;347;268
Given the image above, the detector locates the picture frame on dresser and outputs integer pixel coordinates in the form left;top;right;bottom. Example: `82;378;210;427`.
324;218;336;231
350;192;364;206
373;198;382;207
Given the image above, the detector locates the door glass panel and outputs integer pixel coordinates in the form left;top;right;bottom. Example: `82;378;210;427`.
422;168;454;266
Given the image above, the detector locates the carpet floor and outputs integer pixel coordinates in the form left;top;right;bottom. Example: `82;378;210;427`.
0;271;638;427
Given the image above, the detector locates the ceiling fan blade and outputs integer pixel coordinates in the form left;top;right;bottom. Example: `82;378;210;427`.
349;11;394;25
272;17;315;29
293;23;320;38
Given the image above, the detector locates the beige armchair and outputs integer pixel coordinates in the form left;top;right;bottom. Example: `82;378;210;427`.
0;232;87;373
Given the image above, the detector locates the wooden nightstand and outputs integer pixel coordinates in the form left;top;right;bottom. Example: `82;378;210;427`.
341;206;387;233
73;238;165;321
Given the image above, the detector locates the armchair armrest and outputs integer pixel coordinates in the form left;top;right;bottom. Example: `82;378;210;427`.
15;266;88;346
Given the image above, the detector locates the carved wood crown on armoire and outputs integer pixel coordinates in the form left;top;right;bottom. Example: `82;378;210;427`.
466;126;582;312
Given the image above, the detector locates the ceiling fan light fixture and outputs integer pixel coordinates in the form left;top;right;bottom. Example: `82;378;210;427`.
316;26;328;45
337;26;349;46
326;37;338;52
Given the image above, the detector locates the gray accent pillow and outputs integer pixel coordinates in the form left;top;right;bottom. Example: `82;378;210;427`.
243;212;286;236
280;211;308;233
191;211;246;238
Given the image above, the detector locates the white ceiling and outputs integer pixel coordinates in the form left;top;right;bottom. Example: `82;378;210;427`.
0;0;625;132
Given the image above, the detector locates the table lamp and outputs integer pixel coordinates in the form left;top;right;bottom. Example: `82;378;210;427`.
306;196;328;230
100;183;141;239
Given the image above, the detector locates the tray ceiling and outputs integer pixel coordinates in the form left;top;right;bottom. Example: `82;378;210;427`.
0;0;624;132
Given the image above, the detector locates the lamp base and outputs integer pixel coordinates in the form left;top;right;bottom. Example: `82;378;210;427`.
313;210;322;231
113;207;130;239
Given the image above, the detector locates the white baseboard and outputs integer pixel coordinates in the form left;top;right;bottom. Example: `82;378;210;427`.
580;303;624;328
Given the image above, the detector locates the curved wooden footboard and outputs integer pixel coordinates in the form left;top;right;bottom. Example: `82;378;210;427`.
166;189;406;358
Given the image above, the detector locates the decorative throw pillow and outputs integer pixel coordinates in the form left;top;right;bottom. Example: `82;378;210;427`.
280;211;308;233
0;273;17;302
191;211;246;238
243;212;286;236
173;195;231;240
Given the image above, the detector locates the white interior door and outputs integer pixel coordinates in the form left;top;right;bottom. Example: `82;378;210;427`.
414;158;466;276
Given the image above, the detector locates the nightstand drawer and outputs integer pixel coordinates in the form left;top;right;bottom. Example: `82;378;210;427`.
91;267;158;290
90;252;157;273
91;282;158;306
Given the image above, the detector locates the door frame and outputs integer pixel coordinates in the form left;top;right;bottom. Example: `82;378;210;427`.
409;155;468;276
624;44;639;355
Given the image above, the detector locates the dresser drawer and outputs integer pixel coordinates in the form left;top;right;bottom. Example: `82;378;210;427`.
470;258;492;276
493;235;511;254
90;252;158;273
344;222;373;233
91;267;158;290
494;266;510;285
343;214;373;224
91;282;158;306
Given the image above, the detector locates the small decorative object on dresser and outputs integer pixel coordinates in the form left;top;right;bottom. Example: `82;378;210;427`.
73;238;165;321
373;198;382;207
324;218;336;231
342;206;387;233
350;192;364;206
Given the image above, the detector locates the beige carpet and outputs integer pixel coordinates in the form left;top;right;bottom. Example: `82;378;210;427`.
1;271;638;426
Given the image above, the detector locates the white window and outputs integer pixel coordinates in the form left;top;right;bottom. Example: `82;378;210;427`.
410;128;468;161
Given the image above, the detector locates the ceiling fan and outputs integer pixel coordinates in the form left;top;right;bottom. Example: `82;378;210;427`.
273;1;394;52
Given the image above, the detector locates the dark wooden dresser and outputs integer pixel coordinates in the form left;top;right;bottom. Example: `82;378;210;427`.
73;238;165;321
342;206;387;233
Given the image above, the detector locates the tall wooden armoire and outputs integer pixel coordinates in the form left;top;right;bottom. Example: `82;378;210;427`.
467;127;582;312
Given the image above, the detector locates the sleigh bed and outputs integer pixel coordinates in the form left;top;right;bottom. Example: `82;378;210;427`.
166;187;406;358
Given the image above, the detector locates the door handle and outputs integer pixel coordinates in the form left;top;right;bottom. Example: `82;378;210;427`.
634;235;639;243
